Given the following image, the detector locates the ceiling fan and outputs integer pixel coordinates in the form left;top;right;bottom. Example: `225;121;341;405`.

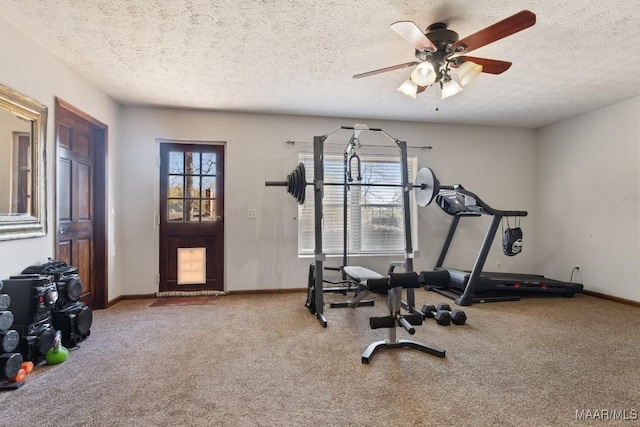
353;10;536;99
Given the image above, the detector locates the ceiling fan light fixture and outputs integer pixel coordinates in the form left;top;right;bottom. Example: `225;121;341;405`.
410;62;437;86
441;79;463;99
397;80;418;98
458;60;483;86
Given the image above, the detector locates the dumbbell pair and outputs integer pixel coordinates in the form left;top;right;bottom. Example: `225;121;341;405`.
420;303;467;326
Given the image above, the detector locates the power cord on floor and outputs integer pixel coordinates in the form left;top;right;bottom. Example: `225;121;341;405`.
570;266;580;282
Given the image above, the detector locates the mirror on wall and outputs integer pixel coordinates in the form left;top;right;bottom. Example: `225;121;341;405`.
0;83;47;240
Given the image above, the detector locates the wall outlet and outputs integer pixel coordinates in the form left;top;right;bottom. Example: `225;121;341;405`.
496;259;502;269
247;208;257;219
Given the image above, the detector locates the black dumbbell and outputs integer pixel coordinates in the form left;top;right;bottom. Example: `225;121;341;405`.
434;303;467;325
0;294;9;311
0;352;23;380
420;304;452;326
0;311;14;332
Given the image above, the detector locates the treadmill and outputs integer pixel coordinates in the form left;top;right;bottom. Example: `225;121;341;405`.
426;185;583;306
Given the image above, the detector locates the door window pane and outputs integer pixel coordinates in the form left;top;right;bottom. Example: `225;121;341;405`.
186;200;201;222
168;200;183;222
201;199;216;221
188;152;201;175
201;153;216;175
168;176;184;198
186;176;201;198
202;177;216;199
169;152;183;174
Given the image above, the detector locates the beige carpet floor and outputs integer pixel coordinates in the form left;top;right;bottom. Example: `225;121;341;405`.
1;290;639;426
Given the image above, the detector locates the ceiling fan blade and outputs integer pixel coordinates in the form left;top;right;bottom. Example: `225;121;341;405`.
390;21;437;51
353;61;419;79
455;56;512;74
452;10;536;54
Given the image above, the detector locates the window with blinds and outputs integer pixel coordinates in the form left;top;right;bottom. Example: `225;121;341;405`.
298;152;418;256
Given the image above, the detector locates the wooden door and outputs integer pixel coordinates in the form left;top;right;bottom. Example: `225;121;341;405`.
159;143;224;292
55;99;108;309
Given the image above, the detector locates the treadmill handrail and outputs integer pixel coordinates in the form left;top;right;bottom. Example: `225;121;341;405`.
439;186;528;218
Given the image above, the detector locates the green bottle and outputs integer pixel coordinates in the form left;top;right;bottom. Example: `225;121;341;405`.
46;331;69;365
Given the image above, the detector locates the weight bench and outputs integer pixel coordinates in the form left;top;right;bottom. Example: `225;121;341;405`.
329;266;379;308
330;266;446;363
362;272;446;363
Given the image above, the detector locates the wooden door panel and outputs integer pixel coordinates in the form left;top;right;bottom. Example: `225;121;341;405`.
77;238;92;295
58;159;72;220
58;124;71;148
58;241;71;265
77;162;91;220
76;131;91;155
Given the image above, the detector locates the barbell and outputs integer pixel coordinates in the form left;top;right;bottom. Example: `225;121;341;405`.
265;163;440;207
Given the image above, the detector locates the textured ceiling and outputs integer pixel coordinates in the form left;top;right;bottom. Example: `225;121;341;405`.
2;0;640;128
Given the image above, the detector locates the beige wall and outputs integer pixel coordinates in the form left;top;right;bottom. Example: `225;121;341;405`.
536;96;640;301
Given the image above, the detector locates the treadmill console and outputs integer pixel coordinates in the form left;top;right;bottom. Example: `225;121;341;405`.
436;190;484;216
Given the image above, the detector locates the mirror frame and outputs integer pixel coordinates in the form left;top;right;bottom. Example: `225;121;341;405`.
0;83;47;240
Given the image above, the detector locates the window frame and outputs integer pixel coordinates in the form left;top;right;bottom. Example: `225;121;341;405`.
297;152;418;257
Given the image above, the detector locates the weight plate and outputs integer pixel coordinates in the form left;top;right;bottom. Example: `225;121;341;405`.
298;163;306;204
1;330;19;353
0;311;14;332
0;294;9;311
414;167;440;207
293;165;302;203
0;353;22;380
286;172;294;195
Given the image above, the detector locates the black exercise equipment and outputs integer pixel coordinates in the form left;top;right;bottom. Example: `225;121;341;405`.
0;330;19;353
362;272;445;364
425;185;583;306
328;266;378;309
272;126;441;328
0;294;9;311
419;304;452;326
0;352;23;380
0;311;13;332
436;303;467;325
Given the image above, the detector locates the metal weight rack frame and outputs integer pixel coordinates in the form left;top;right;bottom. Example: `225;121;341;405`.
309;125;419;327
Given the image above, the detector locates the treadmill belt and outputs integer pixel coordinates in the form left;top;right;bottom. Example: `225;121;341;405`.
446;268;583;295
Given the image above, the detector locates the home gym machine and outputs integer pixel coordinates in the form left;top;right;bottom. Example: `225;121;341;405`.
266;125;445;362
423;183;584;306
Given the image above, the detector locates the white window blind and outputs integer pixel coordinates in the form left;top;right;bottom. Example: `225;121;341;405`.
298;152;418;256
